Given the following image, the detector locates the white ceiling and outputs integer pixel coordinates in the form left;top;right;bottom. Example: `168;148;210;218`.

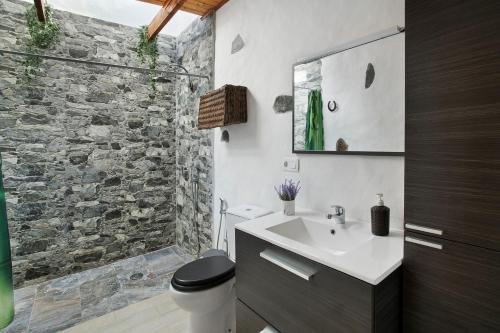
20;0;199;36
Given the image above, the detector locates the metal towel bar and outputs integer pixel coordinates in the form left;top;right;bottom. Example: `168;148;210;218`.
405;223;443;235
405;236;443;250
260;248;317;281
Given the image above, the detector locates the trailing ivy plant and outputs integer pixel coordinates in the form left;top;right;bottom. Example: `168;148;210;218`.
136;26;159;96
24;2;60;80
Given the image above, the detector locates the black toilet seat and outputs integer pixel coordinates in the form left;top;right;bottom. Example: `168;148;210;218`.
171;256;235;292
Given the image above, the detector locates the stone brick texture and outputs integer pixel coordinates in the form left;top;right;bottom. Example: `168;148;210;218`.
175;16;215;256
294;60;322;150
0;0;214;287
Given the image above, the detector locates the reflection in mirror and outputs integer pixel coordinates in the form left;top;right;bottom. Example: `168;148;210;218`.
293;32;404;155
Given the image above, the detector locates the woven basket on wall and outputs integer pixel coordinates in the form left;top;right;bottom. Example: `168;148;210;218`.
198;85;247;129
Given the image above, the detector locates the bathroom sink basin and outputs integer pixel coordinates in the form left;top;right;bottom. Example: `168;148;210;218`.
236;209;403;284
266;217;373;255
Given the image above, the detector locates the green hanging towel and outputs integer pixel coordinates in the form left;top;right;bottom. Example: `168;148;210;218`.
305;89;324;151
0;153;14;329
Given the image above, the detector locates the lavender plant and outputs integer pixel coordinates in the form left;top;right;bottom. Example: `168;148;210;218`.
274;179;301;201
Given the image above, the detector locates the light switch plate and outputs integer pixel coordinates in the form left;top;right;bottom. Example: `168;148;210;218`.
283;157;299;172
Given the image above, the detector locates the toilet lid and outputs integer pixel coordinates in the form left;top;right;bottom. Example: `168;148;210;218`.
171;256;235;292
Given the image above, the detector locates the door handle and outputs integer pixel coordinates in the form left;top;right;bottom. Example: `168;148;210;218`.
405;236;443;250
260;249;317;281
405;223;443;236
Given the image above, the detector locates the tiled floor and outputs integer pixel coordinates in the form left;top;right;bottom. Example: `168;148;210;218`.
1;246;191;333
61;292;188;333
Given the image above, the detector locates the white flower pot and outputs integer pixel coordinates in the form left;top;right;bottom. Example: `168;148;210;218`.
282;200;295;216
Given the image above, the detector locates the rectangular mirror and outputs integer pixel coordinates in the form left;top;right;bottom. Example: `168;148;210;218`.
293;30;405;155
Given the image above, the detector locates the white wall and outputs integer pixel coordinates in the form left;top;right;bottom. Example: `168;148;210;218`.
320;33;405;152
213;0;405;243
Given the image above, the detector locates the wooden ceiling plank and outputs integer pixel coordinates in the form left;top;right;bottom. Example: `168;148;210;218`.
33;0;46;22
179;7;205;15
201;0;228;18
137;0;165;5
194;0;221;5
137;0;230;23
181;2;212;15
138;0;225;7
147;0;188;40
184;2;212;10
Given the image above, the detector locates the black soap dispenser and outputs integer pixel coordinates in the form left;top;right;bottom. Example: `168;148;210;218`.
371;193;390;236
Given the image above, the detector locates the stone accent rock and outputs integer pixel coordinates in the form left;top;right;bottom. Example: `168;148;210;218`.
68;48;89;58
0;0;177;287
231;34;244;54
221;130;230;143
336;138;349;152
175;16;215;256
365;63;375;88
273;95;294;113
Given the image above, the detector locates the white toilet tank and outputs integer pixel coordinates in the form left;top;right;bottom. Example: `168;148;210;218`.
226;205;272;261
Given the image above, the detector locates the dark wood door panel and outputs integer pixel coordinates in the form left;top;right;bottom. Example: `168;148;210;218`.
403;232;500;332
405;104;500;160
405;159;500;251
236;230;402;333
406;0;500;104
236;300;270;333
373;268;402;333
236;230;313;333
406;0;500;155
307;258;372;333
405;0;500;249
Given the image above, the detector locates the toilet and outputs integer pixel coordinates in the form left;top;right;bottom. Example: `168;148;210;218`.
169;205;272;333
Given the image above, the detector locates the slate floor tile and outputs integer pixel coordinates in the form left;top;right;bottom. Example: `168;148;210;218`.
1;286;37;333
0;245;190;333
29;287;81;333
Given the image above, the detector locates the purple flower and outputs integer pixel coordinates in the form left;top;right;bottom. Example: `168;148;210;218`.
274;179;301;201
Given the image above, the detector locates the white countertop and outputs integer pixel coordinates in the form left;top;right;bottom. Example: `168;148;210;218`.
236;209;403;285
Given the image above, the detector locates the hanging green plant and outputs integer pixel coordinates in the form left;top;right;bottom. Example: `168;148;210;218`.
23;2;60;80
136;26;159;96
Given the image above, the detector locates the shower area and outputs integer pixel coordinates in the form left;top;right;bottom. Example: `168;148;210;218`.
0;0;214;331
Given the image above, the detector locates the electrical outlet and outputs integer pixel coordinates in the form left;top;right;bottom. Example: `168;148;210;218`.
283;157;299;172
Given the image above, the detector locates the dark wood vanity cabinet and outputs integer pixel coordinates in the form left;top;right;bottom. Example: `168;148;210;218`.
236;300;269;333
235;230;401;333
405;0;500;332
405;0;500;251
404;232;500;332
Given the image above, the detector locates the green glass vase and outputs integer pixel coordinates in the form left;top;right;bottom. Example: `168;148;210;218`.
0;153;14;329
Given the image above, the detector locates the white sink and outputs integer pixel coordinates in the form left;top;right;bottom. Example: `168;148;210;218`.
266;217;373;256
236;209;404;285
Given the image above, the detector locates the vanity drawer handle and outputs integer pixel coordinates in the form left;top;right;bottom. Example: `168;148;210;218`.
405;223;443;235
405;236;443;250
260;249;317;281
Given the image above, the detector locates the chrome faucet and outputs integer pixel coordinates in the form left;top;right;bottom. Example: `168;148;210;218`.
327;205;345;224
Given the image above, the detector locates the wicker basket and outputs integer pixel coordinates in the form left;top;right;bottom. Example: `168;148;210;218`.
198;85;247;129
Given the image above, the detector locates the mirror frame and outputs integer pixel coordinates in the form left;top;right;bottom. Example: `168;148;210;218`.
291;27;405;156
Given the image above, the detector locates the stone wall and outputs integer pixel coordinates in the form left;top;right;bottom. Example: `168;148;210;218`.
293;60;322;150
0;0;178;287
175;16;215;256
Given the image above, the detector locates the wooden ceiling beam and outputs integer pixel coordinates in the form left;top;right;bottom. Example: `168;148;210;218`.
147;0;188;41
33;0;46;22
138;0;229;17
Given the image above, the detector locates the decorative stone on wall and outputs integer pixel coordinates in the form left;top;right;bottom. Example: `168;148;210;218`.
0;0;178;287
365;63;375;88
175;16;215;256
273;95;293;113
231;34;244;54
293;60;322;150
